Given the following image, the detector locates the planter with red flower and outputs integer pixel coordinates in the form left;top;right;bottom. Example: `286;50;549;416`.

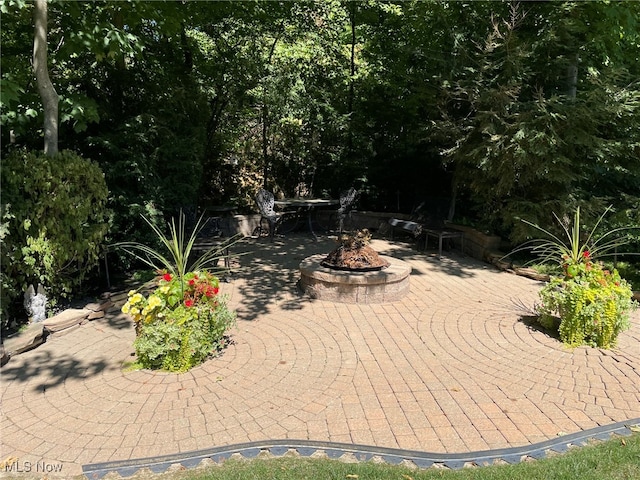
511;206;638;349
537;250;636;348
122;270;234;372
118;212;239;372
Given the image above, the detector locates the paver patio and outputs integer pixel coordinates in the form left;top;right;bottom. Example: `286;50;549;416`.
1;235;639;477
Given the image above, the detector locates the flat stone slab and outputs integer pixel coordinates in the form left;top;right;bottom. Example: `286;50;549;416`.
299;254;411;303
84;299;113;312
2;322;48;356
43;308;90;333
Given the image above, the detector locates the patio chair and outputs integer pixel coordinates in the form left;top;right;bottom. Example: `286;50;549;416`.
254;188;296;241
389;199;464;258
337;187;358;235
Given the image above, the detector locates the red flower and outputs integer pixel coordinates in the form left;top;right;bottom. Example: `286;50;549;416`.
163;273;172;282
188;279;195;286
203;285;219;298
185;299;194;308
582;250;590;258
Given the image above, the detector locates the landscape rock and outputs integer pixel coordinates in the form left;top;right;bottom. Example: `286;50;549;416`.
43;308;90;333
84;299;113;312
87;310;105;320
2;323;48;356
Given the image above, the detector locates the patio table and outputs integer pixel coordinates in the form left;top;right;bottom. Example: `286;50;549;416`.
274;198;339;240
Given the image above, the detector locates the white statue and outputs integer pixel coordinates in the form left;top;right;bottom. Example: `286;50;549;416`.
24;284;47;322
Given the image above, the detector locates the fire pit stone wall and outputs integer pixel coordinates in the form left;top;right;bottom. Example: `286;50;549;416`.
299;254;411;304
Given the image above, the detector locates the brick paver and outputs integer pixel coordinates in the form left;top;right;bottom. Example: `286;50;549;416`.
1;235;638;477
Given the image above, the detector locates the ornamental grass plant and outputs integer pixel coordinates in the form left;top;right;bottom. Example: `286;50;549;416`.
118;212;238;372
513;206;637;348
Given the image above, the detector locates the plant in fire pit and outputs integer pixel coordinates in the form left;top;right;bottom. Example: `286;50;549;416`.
119;213;236;372
322;229;390;271
516;206;637;349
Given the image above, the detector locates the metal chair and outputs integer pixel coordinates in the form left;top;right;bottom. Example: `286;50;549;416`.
337;187;358;235
255;188;291;241
338;187;358;235
413;199;464;258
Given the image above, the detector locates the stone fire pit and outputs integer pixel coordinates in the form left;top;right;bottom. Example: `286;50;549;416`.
299;230;411;303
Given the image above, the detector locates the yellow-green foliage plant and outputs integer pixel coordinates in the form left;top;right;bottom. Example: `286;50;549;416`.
515;206;637;348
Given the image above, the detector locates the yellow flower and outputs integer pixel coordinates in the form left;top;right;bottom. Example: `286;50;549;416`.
122;302;131;314
130;293;144;304
148;295;162;309
158;285;169;295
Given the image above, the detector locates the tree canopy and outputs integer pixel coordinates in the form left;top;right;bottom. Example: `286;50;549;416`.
2;0;639;243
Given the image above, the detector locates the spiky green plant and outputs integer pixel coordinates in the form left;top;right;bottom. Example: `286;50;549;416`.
512;206;635;266
510;206;638;348
116;211;240;282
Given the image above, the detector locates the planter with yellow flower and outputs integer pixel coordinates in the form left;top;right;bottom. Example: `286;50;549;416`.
509;206;637;349
122;270;235;372
118;212;239;372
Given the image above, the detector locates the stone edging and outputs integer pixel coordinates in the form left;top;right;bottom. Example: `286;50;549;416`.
0;296;114;367
82;418;640;479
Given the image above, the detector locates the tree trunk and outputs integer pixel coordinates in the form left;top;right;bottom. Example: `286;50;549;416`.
33;0;58;156
262;104;269;188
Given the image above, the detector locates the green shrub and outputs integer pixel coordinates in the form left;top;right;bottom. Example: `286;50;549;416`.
0;149;109;325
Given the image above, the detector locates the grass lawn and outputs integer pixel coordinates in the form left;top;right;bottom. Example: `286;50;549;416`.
67;433;638;480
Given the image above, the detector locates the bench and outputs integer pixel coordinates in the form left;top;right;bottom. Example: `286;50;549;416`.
389;218;423;240
388;218;464;258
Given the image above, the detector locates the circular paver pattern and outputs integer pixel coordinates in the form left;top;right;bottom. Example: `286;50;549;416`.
1;236;638;477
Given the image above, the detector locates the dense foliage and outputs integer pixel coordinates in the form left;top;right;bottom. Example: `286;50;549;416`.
0;149;109;324
1;1;638;324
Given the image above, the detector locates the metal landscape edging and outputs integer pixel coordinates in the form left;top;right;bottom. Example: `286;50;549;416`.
82;417;640;479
